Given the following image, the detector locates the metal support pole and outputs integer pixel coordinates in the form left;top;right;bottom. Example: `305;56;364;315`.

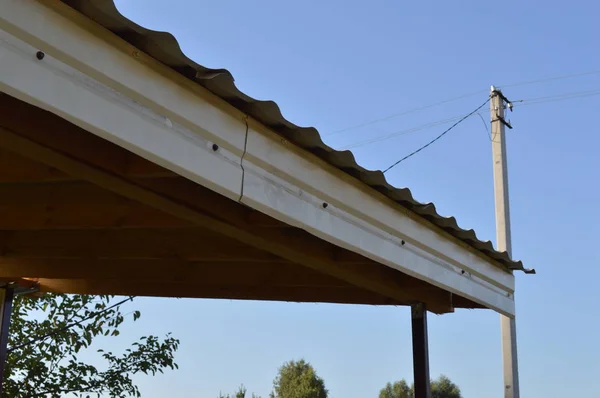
0;286;14;395
490;86;520;398
411;302;430;398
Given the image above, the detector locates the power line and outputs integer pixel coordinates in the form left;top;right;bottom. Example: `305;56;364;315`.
326;69;600;137
7;296;135;353
344;113;472;150
514;88;600;103
476;112;491;140
520;92;600;107
514;88;600;107
326;89;484;137
342;87;599;151
382;98;491;173
499;69;600;89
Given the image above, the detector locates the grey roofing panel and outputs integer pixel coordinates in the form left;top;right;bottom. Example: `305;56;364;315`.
62;0;532;273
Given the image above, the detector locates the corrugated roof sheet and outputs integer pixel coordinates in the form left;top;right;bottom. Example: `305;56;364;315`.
62;0;532;273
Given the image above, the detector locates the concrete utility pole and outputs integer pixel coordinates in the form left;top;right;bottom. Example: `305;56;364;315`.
490;86;520;398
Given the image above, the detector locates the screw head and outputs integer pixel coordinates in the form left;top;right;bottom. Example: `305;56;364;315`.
36;51;45;60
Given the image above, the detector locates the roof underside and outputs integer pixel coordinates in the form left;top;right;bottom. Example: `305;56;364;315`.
0;92;482;312
62;0;525;271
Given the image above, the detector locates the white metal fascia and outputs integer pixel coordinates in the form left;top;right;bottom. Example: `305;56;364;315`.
0;0;516;316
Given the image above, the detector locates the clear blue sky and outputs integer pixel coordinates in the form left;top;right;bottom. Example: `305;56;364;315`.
105;1;600;397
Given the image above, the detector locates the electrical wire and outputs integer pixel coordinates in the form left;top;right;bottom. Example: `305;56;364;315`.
514;88;600;103
341;88;599;150
344;113;473;150
382;98;491;173
349;88;599;153
7;296;135;353
513;89;600;107
349;87;600;150
475;112;492;140
337;86;600;155
499;69;600;89
326;89;484;137
519;92;600;107
373;87;598;171
326;69;600;137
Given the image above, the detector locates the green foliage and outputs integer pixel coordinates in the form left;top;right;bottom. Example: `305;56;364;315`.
378;375;462;398
430;375;461;398
271;359;328;398
5;294;180;397
218;385;261;398
379;380;412;398
222;361;460;398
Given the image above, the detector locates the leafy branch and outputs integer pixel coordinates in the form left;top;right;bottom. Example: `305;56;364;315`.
4;294;180;398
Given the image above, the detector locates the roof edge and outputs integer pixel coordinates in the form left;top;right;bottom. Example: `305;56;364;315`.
61;0;532;273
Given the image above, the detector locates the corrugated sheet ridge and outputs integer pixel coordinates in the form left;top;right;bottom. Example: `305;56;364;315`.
62;0;526;271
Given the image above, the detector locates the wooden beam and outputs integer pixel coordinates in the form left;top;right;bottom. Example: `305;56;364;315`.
0;259;472;307
34;278;398;305
0;95;177;180
0;228;433;285
0;229;280;262
0;126;453;312
0;182;191;229
0;258;350;287
0;179;282;230
0;148;66;183
0;229;450;300
0;148;176;183
0;286;14;396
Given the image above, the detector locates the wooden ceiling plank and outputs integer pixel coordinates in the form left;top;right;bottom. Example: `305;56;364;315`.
0;148;177;183
0;126;453;313
0;229;432;289
2;258;467;307
0;148;67;183
0;182;191;229
0;226;370;264
0;229;282;262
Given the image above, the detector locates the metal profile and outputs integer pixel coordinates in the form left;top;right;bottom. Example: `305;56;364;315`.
61;0;527;272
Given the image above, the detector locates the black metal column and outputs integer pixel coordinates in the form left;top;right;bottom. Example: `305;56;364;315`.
412;302;430;398
0;287;15;396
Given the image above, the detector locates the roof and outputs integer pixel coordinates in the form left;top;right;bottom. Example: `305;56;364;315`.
62;0;531;273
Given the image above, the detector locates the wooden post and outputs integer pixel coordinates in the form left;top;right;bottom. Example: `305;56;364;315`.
412;302;430;398
0;286;14;395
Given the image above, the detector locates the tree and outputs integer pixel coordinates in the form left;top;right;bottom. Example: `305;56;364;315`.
379;380;412;398
430;375;461;398
4;294;180;397
219;385;260;398
218;385;261;398
377;375;462;398
271;359;328;398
